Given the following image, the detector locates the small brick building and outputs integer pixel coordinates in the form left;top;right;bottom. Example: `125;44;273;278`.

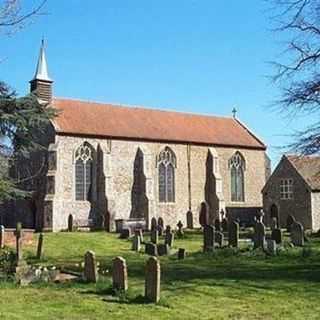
1;42;270;231
263;155;320;231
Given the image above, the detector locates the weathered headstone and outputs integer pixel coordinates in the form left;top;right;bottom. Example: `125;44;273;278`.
151;229;159;244
135;228;144;243
157;243;170;256
203;225;215;252
266;239;277;256
120;228;131;239
254;221;266;249
176;220;184;237
199;202;209;227
221;218;228;232
132;234;141;251
112;256;128;291
145;243;158;256
157;225;164;237
14;222;23;264
157;217;164;229
0;225;4;249
165;231;174;247
68;214;73;232
165;225;171;234
228;221;239;247
291;221;304;246
178;248;186;260
186;211;193;229
215;231;224;247
36;233;44;259
145;257;161;303
151;217;157;231
286;214;295;232
84;251;97;283
214;219;221;232
270;217;278;231
271;228;282;244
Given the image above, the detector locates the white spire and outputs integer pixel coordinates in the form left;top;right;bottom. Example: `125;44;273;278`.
33;39;52;82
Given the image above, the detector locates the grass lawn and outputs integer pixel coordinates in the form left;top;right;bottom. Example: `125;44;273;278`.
1;230;320;320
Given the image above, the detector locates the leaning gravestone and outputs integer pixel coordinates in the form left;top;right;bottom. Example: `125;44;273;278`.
84;251;97;283
112;256;128;291
165;231;174;247
228;221;239;248
132;234;141;252
145;243;158;256
36;233;44;259
271;228;282;244
157;244;170;256
214;219;221;232
151;229;159;244
254;221;266;249
0;225;4;249
203;225;215;252
186;210;193;229
215;231;224;248
145;257;161;303
291;221;304;246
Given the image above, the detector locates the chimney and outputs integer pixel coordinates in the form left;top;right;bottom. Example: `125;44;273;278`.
30;39;53;103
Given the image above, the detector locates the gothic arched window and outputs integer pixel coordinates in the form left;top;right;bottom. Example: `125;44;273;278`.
157;147;176;203
229;152;245;202
75;143;94;201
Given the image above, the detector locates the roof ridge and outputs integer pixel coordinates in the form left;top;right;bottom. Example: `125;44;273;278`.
53;96;234;120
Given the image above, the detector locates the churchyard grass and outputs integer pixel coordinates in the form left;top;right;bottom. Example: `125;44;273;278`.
1;230;320;319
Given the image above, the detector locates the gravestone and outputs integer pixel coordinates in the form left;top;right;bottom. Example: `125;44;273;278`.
151;229;159;244
254;221;266;249
84;251;97;283
214;219;221;232
112;256;128;291
135;229;144;243
157;217;164;229
120;228;131;239
132;234;141;251
221;218;228;232
165;225;171;234
165;231;174;247
291;221;304;246
286;215;295;232
157;243;170;256
270;217;278;231
199;202;209;227
178;248;186;260
271;228;282;244
145;243;158;256
145;257;161;303
14;222;23;264
203;225;215;252
0;225;4;249
176;220;184;238
228;221;239;247
186;211;193;229
36;233;44;259
215;231;224;248
151;217;157;231
157;225;164;237
266;239;277;256
68;214;73;232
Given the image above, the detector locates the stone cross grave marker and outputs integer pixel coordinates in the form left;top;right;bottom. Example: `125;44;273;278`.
203;225;215;252
36;233;44;259
145;257;161;303
291;221;304;246
176;220;184;237
228;221;239;247
84;251;97;283
112;256;128;291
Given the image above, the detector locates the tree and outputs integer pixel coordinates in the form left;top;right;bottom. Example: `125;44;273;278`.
270;0;320;154
0;0;56;202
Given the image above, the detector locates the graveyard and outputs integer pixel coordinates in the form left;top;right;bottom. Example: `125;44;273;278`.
1;224;320;320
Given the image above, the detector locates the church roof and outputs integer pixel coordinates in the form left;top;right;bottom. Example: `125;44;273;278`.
51;98;266;150
287;155;320;191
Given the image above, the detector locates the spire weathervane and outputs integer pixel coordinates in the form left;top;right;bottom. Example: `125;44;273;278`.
232;107;237;119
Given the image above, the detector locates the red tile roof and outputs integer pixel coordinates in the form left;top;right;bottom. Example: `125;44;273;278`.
51;98;266;150
287;155;320;190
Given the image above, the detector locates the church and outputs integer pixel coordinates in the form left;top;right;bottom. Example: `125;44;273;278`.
1;42;270;232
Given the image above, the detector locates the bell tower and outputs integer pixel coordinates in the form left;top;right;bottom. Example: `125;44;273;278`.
30;39;53;103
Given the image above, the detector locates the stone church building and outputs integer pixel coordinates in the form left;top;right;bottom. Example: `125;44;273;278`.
1;42;270;232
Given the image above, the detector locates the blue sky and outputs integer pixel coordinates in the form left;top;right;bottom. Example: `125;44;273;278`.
1;1;314;166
